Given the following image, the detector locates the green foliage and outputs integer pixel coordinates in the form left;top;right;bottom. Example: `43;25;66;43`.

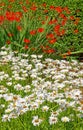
0;0;83;60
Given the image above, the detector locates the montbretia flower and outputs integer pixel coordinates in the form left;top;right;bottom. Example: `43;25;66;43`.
8;33;13;37
59;29;66;36
63;7;70;14
55;6;63;13
24;45;29;50
48;19;57;25
24;38;30;44
37;28;44;33
70;16;75;20
6;40;11;45
50;5;55;10
54;24;60;33
44;48;55;54
49;38;57;44
30;6;37;11
22;6;28;12
61;19;67;26
16;25;22;31
5;11;22;22
8;0;15;2
30;30;36;35
46;33;55;39
74;29;79;34
0;15;5;25
42;2;47;7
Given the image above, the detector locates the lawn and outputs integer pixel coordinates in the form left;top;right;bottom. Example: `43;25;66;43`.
0;0;83;130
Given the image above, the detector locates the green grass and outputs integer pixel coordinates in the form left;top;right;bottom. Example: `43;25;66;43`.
0;0;83;60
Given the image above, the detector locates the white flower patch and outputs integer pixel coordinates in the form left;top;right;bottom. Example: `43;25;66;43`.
0;47;83;125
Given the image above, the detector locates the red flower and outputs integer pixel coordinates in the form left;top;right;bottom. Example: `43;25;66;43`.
26;0;29;4
0;15;5;24
45;16;49;20
6;40;11;44
0;2;5;7
5;11;22;22
30;30;36;35
74;18;80;25
45;49;55;54
61;19;67;26
60;29;66;36
24;45;28;49
50;5;55;10
15;12;22;22
46;33;55;39
63;7;70;14
41;21;45;24
24;38;30;44
7;5;12;9
59;13;65;19
74;29;79;34
67;50;71;55
6;11;15;21
49;38;57;44
8;0;15;2
62;54;67;59
19;1;23;5
75;9;80;13
22;6;28;12
8;33;13;37
48;19;57;25
42;46;55;54
31;47;36;51
16;25;22;31
44;10;48;13
61;18;67;26
54;24;60;33
55;6;63;13
37;28;44;33
70;16;75;20
30;6;37;11
42;3;46;7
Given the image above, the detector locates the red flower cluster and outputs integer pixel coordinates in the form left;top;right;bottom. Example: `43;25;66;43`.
46;33;57;44
30;6;37;11
6;40;11;44
22;6;28;12
46;33;55;39
55;6;63;13
48;19;57;25
49;38;57;44
30;30;36;35
37;28;44;33
5;11;22;22
16;25;22;31
8;0;15;2
24;45;28;49
24;38;30;44
41;45;55;54
0;15;5;25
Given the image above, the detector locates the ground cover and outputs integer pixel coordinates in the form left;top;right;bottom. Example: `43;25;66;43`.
0;46;83;130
